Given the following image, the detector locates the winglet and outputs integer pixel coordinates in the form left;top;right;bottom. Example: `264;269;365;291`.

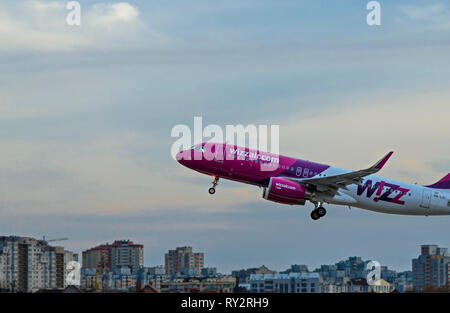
425;173;450;189
373;151;394;170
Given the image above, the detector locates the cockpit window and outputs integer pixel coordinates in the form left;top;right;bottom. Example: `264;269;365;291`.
191;145;205;152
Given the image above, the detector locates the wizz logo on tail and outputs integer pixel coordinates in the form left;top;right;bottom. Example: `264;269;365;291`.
357;180;409;205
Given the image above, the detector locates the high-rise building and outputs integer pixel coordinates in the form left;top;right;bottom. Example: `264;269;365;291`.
55;247;78;288
164;246;204;276
110;240;144;274
412;244;450;291
82;240;143;274
0;236;77;292
82;244;111;272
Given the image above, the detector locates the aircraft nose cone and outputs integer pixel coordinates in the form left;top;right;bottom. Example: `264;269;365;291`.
176;150;189;166
176;151;184;163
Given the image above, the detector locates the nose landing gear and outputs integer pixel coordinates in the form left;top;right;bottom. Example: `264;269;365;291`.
310;202;327;220
208;176;219;195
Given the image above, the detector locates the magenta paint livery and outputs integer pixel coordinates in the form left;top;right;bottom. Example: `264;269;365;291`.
176;143;450;220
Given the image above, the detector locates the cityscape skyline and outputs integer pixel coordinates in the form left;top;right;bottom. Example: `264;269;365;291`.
1;233;446;274
3;234;447;293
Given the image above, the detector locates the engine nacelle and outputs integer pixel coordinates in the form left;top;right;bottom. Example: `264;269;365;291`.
263;177;307;205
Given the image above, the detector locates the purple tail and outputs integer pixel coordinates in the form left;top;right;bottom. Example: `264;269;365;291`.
425;173;450;189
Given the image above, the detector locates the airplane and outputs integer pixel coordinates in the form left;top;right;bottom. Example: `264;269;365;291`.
176;142;450;220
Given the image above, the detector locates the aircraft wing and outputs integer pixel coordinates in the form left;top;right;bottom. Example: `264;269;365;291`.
285;151;393;195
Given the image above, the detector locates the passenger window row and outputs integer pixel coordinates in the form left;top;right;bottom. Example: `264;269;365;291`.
237;159;318;176
228;155;320;177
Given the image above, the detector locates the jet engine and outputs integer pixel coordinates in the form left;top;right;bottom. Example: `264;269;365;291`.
262;177;308;205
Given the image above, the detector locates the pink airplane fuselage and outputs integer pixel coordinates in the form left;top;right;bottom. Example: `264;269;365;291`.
176;143;450;216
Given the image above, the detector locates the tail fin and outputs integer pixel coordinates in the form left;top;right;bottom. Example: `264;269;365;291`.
425;173;450;189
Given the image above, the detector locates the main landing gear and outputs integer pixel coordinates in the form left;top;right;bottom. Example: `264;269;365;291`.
310;202;327;220
208;176;219;195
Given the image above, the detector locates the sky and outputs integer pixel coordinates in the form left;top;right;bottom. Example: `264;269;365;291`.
0;0;449;273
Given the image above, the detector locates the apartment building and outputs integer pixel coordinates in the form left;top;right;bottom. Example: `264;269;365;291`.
165;246;204;276
0;236;77;292
249;272;320;293
82;240;143;274
160;276;236;293
412;244;450;291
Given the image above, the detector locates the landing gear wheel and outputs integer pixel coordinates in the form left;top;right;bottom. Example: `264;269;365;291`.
310;210;320;220
310;201;326;220
317;207;327;217
209;176;219;195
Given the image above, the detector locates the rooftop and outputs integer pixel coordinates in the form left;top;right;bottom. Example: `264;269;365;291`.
249;272;319;280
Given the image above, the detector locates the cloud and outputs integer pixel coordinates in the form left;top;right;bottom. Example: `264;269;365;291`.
399;3;450;29
0;0;168;52
400;3;445;21
88;2;139;29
